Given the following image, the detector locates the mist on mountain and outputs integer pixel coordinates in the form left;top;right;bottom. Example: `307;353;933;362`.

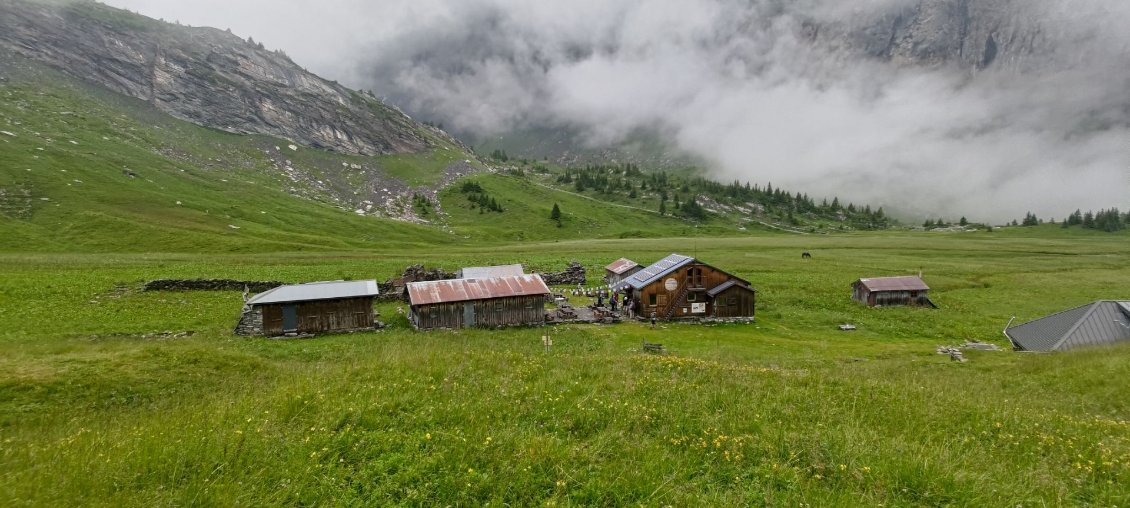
105;0;1130;221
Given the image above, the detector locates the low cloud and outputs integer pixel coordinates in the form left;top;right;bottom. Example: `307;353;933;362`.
107;0;1130;221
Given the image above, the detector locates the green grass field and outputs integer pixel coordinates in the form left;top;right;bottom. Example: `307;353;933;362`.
1;234;1129;506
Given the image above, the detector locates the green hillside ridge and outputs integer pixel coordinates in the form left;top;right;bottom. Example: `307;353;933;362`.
0;56;473;252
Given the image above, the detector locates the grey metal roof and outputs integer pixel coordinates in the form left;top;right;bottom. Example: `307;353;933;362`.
407;274;551;305
617;253;695;290
1006;301;1130;352
459;264;524;279
247;280;379;306
706;279;755;297
855;276;929;292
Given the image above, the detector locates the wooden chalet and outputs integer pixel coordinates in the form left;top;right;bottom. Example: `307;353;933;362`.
241;280;379;337
407;274;551;330
604;258;641;286
615;253;755;320
851;276;935;307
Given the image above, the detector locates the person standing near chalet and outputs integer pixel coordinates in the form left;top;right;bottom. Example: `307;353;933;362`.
610;293;618;312
650;311;657;328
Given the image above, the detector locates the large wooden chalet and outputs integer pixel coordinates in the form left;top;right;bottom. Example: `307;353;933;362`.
615;253;755;320
407;274;551;330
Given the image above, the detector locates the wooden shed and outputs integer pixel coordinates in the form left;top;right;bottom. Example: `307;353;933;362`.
615;253;755;321
407;274;551;330
604;258;641;286
851;276;935;307
241;280;379;337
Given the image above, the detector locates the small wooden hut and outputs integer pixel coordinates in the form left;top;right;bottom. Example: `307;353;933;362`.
240;280;379;337
407;274;551;330
615;253;755;321
851;276;934;307
604;258;641;286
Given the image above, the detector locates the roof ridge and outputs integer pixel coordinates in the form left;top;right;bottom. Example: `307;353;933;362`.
1007;300;1101;330
1048;301;1102;351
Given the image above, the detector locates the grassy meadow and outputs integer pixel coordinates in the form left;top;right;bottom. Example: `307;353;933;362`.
2;233;1129;506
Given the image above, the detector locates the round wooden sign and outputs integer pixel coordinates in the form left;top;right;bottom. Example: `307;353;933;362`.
664;278;678;291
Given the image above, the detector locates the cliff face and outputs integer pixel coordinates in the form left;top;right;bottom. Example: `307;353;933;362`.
839;0;1049;71
0;0;440;156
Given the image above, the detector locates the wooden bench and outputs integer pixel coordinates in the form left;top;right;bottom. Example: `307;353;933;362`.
641;341;666;354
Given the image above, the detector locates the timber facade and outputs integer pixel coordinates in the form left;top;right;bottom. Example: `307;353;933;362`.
239;280;380;337
617;254;755;321
851;276;934;307
407;274;551;330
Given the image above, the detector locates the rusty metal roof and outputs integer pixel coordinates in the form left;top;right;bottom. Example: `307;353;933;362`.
605;258;640;274
854;276;929;292
459;264;524;279
407;274;551;305
247;280;379;305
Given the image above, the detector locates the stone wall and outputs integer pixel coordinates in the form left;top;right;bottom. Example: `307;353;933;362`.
144;279;285;293
539;261;586;286
234;306;264;336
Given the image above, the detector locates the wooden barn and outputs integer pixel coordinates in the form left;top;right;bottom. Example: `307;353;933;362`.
240;280;379;337
407;274;551;330
851;276;935;307
604;258;641;286
615;253;755;321
458;264;524;279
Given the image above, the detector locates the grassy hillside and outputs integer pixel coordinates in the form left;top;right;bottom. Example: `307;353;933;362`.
0;56;465;252
1;234;1129;505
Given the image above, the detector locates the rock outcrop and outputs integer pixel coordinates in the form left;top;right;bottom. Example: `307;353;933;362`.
0;0;451;156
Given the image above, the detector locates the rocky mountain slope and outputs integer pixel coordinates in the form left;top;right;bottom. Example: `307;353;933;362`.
0;0;452;156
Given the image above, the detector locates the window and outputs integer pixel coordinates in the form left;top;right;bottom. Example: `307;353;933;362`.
728;297;738;305
687;292;697;302
649;294;657;306
495;302;504;312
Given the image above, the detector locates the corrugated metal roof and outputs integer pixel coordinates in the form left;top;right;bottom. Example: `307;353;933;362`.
1006;301;1130;352
618;253;695;290
459;264;524;279
247;280;379;305
407;274;551;305
605;258;639;275
855;276;929;292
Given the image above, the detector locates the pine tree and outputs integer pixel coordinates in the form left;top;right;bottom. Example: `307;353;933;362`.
550;203;561;226
959;216;968;226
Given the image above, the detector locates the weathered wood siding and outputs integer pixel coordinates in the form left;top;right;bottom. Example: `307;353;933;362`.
260;297;374;337
712;285;756;318
852;286;931;307
411;295;546;330
633;263;744;319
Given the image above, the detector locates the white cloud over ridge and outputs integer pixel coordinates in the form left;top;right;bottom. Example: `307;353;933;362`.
107;0;1130;221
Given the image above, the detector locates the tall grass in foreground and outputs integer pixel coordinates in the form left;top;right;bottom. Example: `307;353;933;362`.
0;234;1128;505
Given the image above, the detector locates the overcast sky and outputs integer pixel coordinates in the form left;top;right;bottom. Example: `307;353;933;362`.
104;0;1129;222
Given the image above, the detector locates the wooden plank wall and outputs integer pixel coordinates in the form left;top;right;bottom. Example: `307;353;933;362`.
412;296;546;330
636;263;740;319
712;286;756;318
260;297;374;336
